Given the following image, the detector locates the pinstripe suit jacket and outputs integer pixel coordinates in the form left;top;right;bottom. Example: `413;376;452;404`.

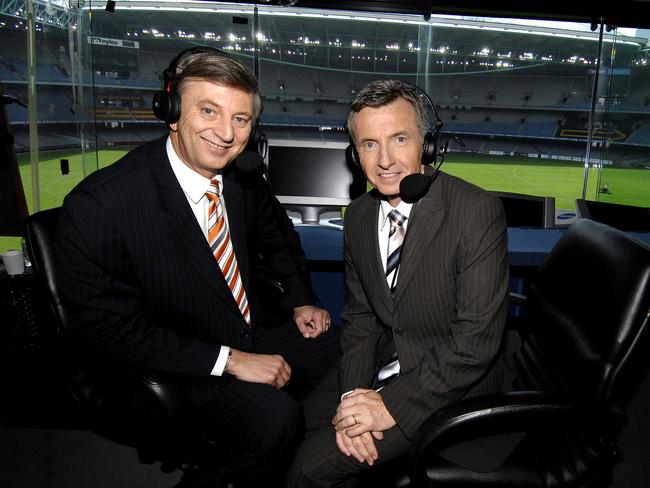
55;136;313;405
340;168;509;440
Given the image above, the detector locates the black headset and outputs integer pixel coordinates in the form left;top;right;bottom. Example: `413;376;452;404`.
345;82;443;169
152;46;266;157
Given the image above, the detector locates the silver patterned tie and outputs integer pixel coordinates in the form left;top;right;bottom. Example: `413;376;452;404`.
385;209;407;295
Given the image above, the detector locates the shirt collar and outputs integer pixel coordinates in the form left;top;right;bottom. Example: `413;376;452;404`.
166;136;222;204
379;198;413;231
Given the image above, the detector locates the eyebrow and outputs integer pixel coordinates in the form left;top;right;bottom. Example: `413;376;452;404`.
359;129;410;144
194;97;253;118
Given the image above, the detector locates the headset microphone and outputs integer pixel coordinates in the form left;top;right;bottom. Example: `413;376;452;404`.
234;150;265;173
399;138;455;203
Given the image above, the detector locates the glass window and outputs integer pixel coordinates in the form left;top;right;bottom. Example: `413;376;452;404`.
2;1;649;254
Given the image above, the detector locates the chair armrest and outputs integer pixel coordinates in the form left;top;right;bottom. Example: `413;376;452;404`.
412;392;575;451
408;390;623;481
407;391;627;488
119;367;191;418
508;291;527;307
255;264;286;296
66;356;192;419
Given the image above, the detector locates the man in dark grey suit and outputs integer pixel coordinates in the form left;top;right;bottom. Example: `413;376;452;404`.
287;80;511;486
55;47;339;487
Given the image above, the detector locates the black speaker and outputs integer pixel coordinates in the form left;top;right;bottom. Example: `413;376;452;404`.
152;46;265;156
60;159;69;175
345;82;442;169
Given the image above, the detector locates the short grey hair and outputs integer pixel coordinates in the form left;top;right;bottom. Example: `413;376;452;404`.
172;50;262;121
347;79;427;143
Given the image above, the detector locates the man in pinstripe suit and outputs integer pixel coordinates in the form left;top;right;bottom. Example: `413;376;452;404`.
55;48;339;487
287;80;512;487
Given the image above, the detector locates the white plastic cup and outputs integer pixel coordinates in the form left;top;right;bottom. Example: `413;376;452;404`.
1;249;25;275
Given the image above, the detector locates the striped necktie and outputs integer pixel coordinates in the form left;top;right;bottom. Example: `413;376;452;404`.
206;179;251;325
386;209;407;295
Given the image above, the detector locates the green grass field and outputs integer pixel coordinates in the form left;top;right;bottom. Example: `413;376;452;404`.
2;149;649;253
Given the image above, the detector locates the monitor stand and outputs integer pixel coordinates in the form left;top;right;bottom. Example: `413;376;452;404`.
286;205;342;225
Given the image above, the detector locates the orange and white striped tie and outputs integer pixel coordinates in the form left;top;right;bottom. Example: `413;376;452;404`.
206;179;251;325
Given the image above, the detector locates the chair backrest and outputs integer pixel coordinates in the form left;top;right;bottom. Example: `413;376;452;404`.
24;207;191;417
576;198;650;232
23;207;67;334
515;218;650;406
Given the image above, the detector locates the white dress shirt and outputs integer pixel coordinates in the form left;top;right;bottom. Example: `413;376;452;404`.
378;199;413;276
166;137;230;376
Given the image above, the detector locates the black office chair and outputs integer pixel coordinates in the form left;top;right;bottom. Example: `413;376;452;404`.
576;198;650;232
23;208;229;487
405;218;650;487
357;218;650;488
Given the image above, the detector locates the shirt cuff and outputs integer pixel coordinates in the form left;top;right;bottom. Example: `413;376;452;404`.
210;345;231;376
340;390;354;401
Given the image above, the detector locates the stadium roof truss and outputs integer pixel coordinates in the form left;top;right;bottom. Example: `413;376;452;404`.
0;0;77;29
79;1;647;71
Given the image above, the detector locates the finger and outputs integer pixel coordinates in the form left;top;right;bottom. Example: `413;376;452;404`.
295;320;312;338
340;431;364;462
335;432;351;457
360;432;378;460
350;434;374;464
307;320;324;338
372;431;384;441
334;414;357;431
344;435;367;464
345;422;371;438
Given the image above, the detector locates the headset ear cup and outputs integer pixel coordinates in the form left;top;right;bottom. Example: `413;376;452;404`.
152;90;180;124
345;142;360;169
245;120;265;155
421;131;438;166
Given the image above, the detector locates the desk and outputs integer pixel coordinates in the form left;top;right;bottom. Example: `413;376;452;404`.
294;225;650;323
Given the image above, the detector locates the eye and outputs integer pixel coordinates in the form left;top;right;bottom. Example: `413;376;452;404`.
233;116;250;128
362;141;377;151
201;107;214;117
395;135;407;145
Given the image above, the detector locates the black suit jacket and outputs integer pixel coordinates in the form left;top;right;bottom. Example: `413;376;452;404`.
340;168;509;440
55;136;313;405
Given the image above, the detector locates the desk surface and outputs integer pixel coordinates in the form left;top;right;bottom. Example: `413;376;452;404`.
294;224;650;325
296;224;650;267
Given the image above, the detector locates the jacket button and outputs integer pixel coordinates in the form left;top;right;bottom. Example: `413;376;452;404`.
394;327;403;336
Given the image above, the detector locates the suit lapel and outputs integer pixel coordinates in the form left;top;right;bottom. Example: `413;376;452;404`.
222;172;250;292
358;193;394;313
151;143;243;315
393;177;445;307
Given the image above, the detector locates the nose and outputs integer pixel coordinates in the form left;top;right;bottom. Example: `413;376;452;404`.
212;115;234;143
377;145;394;169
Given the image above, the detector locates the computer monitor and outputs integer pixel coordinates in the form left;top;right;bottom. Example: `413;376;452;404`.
576;199;650;232
490;191;556;228
266;140;364;224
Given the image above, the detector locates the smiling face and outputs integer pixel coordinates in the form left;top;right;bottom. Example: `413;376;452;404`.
350;97;423;206
169;79;254;178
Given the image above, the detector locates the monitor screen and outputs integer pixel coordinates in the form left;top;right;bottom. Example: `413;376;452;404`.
267;142;364;223
490;191;555;228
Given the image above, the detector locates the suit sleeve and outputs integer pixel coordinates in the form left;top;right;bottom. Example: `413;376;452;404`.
380;193;509;439
55;190;221;377
338;216;384;394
